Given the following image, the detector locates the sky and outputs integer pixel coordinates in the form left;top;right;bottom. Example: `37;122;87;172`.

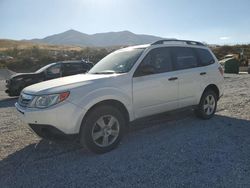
0;0;250;44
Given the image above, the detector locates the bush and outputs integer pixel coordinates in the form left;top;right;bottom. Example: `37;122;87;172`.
224;58;240;74
1;46;112;72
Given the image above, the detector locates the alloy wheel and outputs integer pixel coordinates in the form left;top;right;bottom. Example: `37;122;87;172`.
203;95;216;115
91;115;120;147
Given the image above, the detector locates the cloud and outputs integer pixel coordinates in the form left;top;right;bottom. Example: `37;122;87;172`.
220;36;231;40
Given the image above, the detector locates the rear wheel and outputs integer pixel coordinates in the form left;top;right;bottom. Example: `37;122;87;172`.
195;90;217;119
80;105;125;154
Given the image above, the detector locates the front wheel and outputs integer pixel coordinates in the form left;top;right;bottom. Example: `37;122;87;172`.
80;105;125;154
195;90;218;119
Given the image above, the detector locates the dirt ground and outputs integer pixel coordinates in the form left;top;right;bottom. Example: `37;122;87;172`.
0;74;250;187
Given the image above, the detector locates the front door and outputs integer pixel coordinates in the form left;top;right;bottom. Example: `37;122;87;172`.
132;47;179;118
45;63;62;80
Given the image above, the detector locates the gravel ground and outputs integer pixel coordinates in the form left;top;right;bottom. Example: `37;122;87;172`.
1;74;250;187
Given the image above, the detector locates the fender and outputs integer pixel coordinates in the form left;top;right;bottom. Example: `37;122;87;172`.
69;87;134;133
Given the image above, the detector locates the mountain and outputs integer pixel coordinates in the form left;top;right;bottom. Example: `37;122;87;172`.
27;30;163;47
0;39;83;51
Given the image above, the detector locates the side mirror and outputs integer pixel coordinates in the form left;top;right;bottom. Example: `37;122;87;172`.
136;64;155;76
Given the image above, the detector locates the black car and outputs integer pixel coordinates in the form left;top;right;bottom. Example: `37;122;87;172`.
5;60;93;96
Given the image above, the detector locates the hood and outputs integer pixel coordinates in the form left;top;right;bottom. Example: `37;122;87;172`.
11;72;41;79
23;73;121;95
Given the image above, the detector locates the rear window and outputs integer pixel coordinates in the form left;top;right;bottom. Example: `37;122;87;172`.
63;63;83;75
65;63;82;71
195;48;215;66
171;47;198;70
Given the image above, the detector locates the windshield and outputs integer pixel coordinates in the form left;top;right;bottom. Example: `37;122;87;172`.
88;48;145;74
35;63;57;73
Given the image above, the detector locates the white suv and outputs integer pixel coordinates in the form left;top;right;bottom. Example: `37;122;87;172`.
16;40;224;153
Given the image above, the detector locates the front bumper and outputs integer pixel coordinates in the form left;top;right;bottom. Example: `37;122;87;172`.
28;124;77;140
15;101;86;136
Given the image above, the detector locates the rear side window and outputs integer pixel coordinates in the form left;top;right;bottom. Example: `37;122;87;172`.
195;48;215;66
63;63;84;76
171;47;198;70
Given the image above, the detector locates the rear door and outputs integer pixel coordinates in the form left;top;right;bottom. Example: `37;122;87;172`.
194;48;217;86
171;47;203;107
132;47;179;118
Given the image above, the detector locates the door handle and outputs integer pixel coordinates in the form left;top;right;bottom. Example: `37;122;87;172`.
168;77;178;81
200;72;206;75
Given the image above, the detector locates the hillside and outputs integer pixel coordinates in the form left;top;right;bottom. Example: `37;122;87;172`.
0;39;83;51
27;30;163;47
1;36;250;73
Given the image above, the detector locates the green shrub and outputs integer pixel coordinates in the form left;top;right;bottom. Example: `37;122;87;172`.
224;58;240;74
1;46;111;72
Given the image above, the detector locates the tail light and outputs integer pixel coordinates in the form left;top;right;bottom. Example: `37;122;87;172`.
218;66;224;76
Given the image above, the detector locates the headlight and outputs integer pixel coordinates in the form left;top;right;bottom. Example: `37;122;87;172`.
29;91;70;108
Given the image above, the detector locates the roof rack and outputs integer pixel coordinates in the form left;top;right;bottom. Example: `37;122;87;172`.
151;39;205;46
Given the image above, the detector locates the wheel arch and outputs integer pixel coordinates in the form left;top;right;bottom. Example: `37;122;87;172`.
201;84;220;101
80;99;130;132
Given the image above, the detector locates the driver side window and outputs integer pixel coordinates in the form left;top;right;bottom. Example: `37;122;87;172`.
134;47;173;77
46;64;62;78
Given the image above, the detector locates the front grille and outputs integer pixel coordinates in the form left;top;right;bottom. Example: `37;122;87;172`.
18;93;34;107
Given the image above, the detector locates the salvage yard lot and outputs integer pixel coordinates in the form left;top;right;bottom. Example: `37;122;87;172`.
0;74;250;187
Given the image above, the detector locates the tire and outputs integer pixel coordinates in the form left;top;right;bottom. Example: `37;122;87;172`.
195;90;218;119
80;105;125;154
